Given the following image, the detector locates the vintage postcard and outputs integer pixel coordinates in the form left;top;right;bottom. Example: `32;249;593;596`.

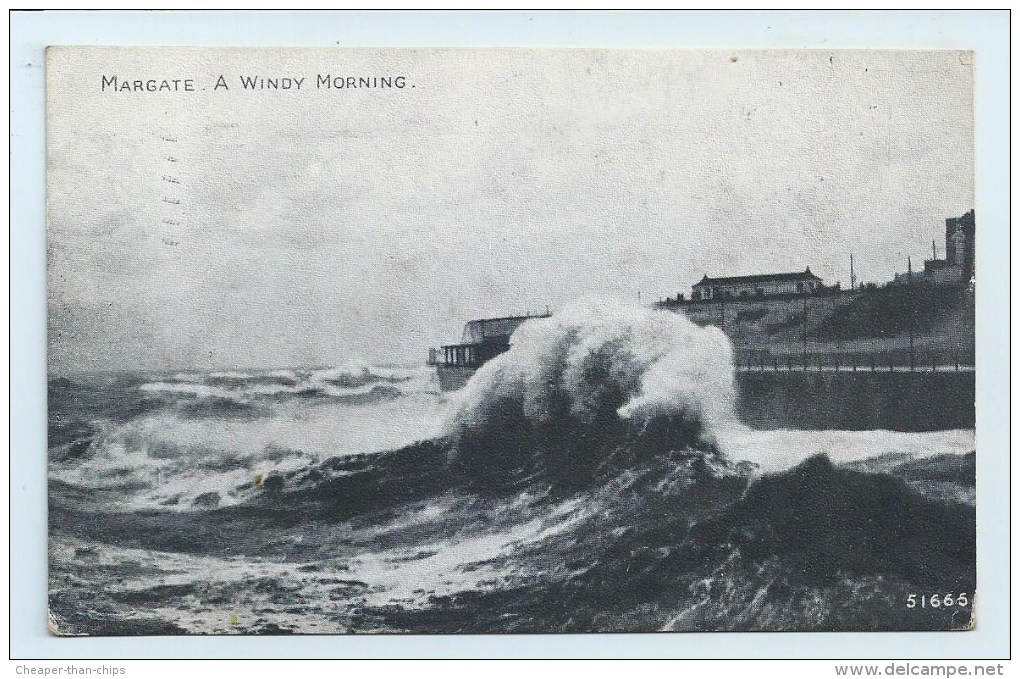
47;47;975;635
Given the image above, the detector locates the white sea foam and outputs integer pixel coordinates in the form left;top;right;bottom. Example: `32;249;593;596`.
718;426;975;473
139;363;431;404
51;390;447;510
138;381;240;399
444;299;736;462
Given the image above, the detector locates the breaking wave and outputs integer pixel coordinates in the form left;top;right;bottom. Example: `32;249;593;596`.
149;362;418;399
48;302;976;633
444;300;737;490
48;360;444;509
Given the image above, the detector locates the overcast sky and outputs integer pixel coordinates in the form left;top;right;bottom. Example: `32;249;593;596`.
47;48;973;373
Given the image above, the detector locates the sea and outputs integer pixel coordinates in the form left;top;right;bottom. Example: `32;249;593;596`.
48;301;976;635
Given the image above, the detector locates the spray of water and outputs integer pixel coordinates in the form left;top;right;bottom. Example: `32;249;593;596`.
443;299;737;489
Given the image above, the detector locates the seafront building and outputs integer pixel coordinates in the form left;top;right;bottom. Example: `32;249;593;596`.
690;268;823;301
670;209;975;304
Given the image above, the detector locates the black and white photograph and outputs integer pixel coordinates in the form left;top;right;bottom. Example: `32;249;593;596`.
46;47;976;636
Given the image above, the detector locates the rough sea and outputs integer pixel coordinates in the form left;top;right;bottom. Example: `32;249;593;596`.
48;302;976;635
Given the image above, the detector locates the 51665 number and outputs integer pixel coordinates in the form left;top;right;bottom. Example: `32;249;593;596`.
906;593;970;609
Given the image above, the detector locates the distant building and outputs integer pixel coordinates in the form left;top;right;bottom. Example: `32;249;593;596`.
945;209;975;279
893;209;975;286
691;267;822;301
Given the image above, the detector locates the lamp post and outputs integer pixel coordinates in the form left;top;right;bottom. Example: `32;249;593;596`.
908;256;915;372
802;295;808;371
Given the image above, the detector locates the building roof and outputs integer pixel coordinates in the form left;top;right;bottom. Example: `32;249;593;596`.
461;313;550;344
693;267;821;288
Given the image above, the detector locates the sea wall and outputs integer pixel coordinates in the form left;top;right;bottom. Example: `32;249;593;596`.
660;286;975;364
735;371;975;432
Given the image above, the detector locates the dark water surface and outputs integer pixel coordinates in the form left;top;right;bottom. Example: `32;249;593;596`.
48;314;977;635
736;372;975;431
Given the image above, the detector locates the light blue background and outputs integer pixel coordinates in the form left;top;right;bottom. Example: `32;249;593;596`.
11;10;1010;659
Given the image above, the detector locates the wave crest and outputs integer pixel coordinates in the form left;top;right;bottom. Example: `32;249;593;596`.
444;300;737;490
137;362;421;411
